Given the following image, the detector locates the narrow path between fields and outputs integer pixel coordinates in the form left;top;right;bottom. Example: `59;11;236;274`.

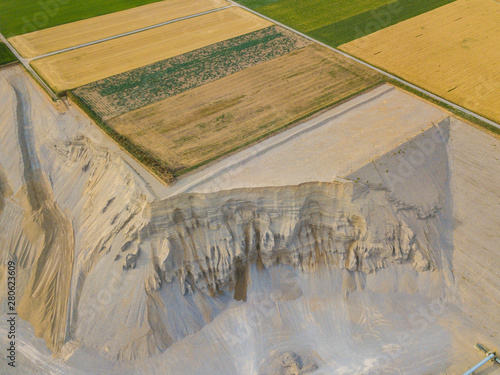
227;0;500;132
27;5;233;62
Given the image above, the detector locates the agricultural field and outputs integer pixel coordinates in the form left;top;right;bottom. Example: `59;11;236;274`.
0;43;17;66
241;0;395;32
340;0;500;124
237;0;457;46
31;7;272;92
106;44;382;173
74;26;310;119
0;0;167;37
8;0;229;58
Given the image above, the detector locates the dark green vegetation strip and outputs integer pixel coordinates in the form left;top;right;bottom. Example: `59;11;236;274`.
237;0;282;7
309;0;457;47
0;0;165;37
0;43;17;66
67;92;175;182
71;82;386;181
74;26;310;119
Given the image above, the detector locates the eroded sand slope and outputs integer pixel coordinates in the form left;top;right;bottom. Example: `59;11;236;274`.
0;66;498;374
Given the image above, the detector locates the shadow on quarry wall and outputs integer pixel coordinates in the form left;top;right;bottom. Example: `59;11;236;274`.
101;119;453;361
144;118;452;297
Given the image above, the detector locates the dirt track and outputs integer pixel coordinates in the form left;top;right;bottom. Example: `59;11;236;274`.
10;78;74;352
230;0;500;131
340;0;500;124
110;43;381;172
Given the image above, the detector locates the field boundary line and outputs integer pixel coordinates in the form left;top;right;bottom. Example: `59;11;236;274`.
0;61;20;70
228;0;500;131
0;33;58;101
29;6;233;61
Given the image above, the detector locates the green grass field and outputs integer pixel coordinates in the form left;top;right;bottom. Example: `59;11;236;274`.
237;0;457;46
0;0;165;37
0;43;17;65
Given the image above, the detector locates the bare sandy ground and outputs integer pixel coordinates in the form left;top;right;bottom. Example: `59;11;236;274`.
448;119;500;346
0;66;498;374
107;43;381;172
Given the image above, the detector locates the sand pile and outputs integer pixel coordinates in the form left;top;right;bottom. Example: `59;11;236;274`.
0;65;498;374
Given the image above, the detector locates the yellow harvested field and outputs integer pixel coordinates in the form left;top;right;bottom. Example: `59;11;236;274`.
340;0;500;124
108;44;382;172
31;7;272;92
9;0;230;58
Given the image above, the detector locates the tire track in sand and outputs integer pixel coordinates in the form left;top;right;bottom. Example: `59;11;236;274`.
10;79;74;353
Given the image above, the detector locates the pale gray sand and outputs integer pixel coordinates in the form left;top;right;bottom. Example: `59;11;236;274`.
448;119;500;343
0;65;498;375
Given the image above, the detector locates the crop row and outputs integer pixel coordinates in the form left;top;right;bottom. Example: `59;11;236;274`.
309;0;457;46
67;91;175;182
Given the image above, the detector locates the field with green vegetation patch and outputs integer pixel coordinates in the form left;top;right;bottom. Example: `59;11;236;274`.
0;43;17;66
237;0;457;46
73;26;310;119
0;0;165;37
107;43;383;175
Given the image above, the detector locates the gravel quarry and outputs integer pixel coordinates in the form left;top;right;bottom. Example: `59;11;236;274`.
0;65;498;374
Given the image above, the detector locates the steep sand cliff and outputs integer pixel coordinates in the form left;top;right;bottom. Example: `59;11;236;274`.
0;66;498;374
